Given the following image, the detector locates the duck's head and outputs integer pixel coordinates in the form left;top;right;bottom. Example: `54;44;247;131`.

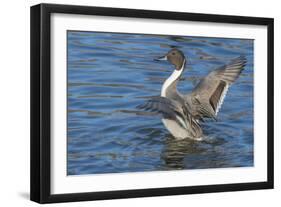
155;48;186;70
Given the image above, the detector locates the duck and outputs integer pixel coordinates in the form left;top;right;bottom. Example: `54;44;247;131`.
138;48;247;140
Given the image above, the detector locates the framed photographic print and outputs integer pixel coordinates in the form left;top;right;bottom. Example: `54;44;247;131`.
30;3;274;203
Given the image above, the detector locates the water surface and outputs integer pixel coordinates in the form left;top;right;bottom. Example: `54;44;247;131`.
67;31;254;175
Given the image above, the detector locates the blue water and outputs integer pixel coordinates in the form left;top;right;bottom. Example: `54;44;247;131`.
67;31;253;175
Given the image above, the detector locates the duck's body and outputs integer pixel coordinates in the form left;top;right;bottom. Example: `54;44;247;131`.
160;58;203;140
138;49;246;140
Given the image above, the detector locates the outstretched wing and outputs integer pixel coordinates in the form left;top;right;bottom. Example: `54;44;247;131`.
189;56;247;119
137;97;189;129
137;96;202;136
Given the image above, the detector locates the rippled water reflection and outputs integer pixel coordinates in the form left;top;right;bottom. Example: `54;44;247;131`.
67;31;253;175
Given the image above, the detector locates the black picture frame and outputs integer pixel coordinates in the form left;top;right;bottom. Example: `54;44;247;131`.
30;3;274;204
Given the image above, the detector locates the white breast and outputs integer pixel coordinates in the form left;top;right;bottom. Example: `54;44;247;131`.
162;119;192;139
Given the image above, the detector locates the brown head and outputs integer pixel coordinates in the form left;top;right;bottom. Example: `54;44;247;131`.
155;48;186;70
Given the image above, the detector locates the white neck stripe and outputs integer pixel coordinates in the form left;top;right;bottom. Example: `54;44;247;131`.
161;59;185;97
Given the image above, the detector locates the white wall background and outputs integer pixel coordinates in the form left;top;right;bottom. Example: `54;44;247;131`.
0;0;279;206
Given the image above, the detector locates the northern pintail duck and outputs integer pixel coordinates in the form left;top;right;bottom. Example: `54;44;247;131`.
138;48;246;140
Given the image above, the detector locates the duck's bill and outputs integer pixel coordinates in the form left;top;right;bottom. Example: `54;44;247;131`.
154;56;167;61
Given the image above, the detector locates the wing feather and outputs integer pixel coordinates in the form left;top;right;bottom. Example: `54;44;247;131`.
209;81;227;113
189;56;246;118
137;97;188;129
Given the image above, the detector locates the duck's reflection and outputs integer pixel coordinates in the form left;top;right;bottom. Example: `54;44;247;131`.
161;135;206;170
